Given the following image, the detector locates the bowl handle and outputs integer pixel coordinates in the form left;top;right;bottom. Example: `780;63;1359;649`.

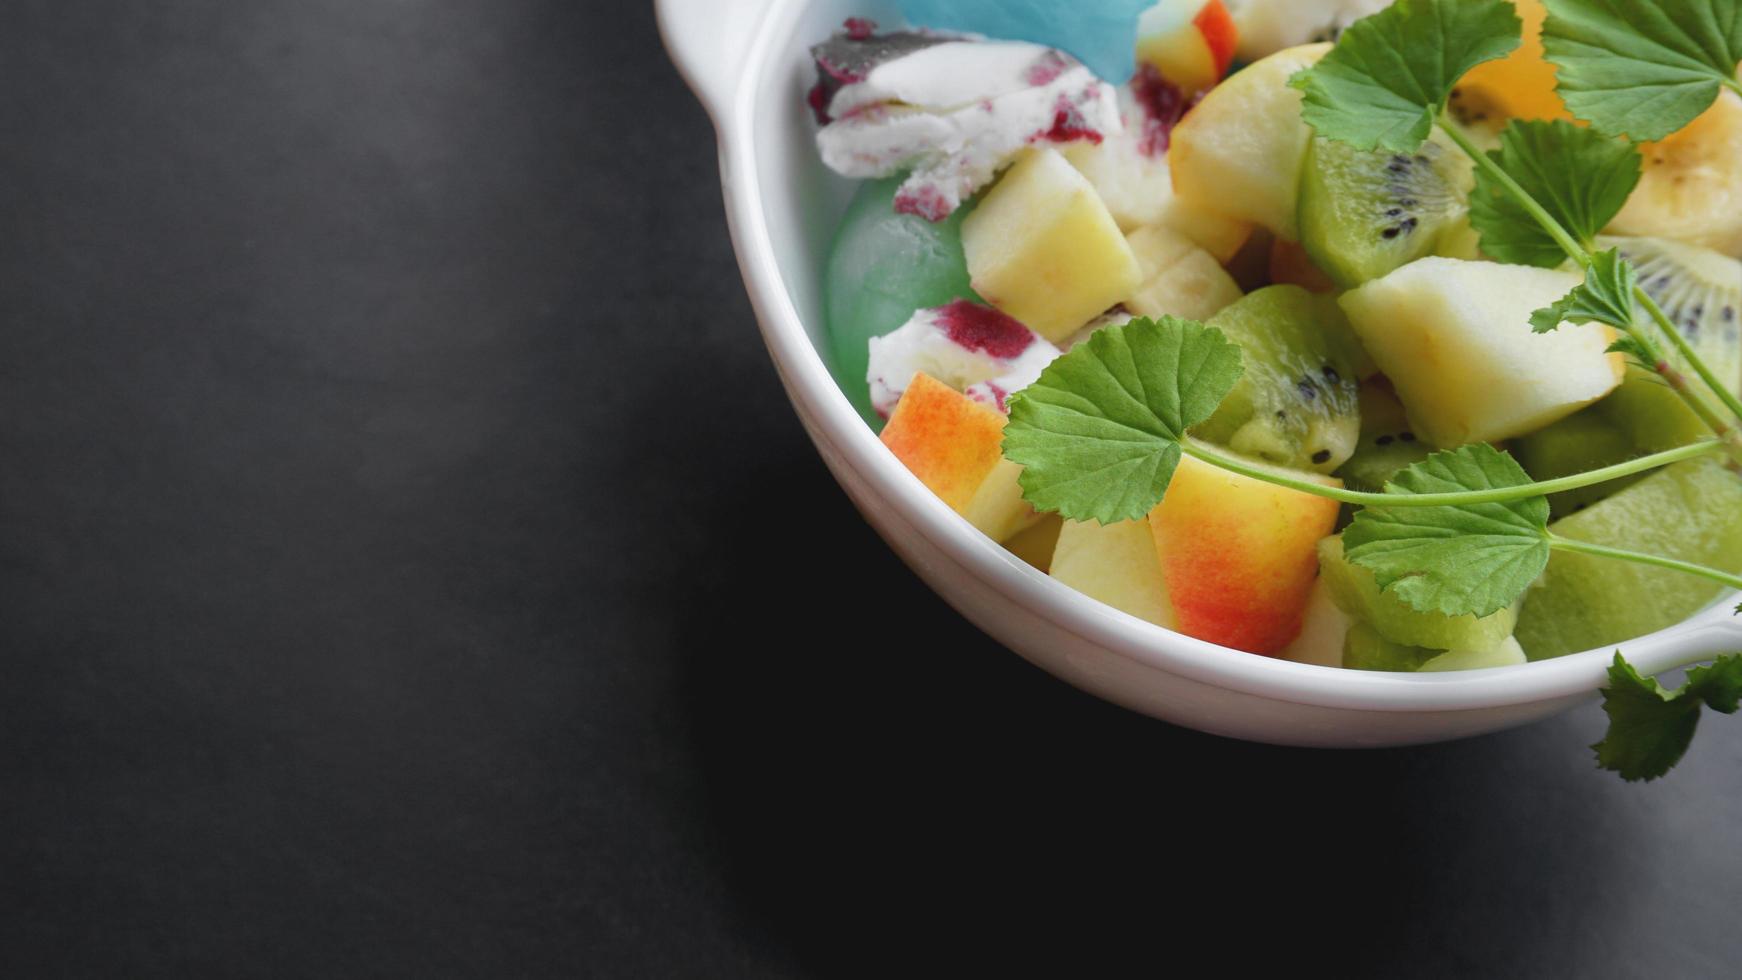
1629;599;1742;676
657;0;769;125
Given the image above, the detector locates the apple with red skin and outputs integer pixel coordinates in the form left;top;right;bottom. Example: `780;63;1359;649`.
879;372;1044;543
1137;0;1238;94
1048;450;1342;656
1149;452;1342;654
884;376;1339;655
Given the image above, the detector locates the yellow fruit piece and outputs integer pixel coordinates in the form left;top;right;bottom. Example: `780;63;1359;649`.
1169;43;1329;240
1050;517;1174;628
1609;92;1742;258
1458;0;1568;122
1339;258;1625;447
1150;452;1342;655
879;374;1044;543
1003;515;1063;572
963;148;1143;342
1064;139;1253;260
961;457;1046;544
1124;224;1244;321
1278;580;1353;668
1062;124;1175;233
1152;195;1253;264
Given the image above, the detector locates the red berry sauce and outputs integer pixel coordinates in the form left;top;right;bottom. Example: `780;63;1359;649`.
1131;64;1194;158
934;300;1034;359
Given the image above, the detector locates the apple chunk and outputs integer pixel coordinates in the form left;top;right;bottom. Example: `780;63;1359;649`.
1137;0;1238;94
1124;224;1243;322
1150;452;1341;654
1338;257;1625;447
1050;517;1174;628
962;148;1142;343
879;372;1043;542
1169;43;1328;240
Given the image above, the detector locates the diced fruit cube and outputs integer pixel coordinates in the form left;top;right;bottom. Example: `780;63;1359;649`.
1064;140;1253;259
961;457;1046;544
1599;366;1716;454
1169;43;1328;240
1610;237;1742;401
1150;451;1342;654
1338;257;1625;447
1297;133;1472;289
1279;579;1354;667
1511;407;1645;518
1419;639;1526;672
1050;517;1174;628
1062;123;1176;233
1136;0;1239;94
1517;459;1742;660
1004;515;1063;572
1193;285;1365;473
1342;621;1435;672
1318;535;1518;652
1124;224;1243;322
1335;380;1432;493
1150;196;1253;264
1342;621;1526;672
879;373;1043;542
962;148;1142;342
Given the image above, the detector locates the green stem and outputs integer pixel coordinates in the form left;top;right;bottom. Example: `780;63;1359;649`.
1180;439;1721;508
1620;306;1742;469
1550;535;1742;593
1436;119;1591;266
1634;285;1742;427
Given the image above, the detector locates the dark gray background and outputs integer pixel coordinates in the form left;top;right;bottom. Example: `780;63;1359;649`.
0;2;1737;977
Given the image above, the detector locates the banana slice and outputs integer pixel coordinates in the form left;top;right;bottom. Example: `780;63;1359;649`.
1607;91;1742;259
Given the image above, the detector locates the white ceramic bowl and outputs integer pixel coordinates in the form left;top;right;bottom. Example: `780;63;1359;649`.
657;0;1742;747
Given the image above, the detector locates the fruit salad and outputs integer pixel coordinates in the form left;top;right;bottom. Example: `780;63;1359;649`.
807;1;1742;707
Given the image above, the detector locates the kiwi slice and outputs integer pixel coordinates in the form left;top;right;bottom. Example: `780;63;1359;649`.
1517;459;1742;660
1342;622;1438;672
1298;135;1471;288
1335;381;1432;493
1609;236;1742;400
1192;285;1364;473
1598;366;1714;453
1341;622;1526;673
1511;407;1646;518
1318;535;1518;652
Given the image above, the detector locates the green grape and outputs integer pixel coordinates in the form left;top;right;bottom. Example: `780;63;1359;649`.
825;176;980;427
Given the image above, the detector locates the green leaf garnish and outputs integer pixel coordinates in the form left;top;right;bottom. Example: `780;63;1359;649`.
1530;248;1640;333
1467;120;1642;268
1343;445;1551;619
1289;0;1522;152
1542;0;1742;141
1593;653;1742;781
1002;317;1245;525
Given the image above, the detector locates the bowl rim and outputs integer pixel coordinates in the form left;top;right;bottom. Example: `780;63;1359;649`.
688;0;1742;714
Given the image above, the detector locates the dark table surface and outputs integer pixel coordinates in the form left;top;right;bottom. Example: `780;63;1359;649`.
2;2;1739;977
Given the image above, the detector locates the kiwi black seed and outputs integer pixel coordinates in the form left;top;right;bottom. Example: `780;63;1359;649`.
1336;382;1433;494
1192;286;1365;474
1297;135;1470;289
